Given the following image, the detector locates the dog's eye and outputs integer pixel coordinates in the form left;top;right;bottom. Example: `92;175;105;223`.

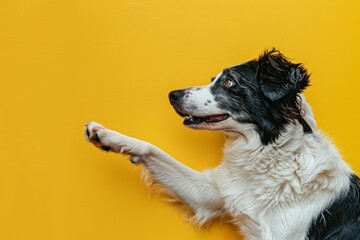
222;79;235;89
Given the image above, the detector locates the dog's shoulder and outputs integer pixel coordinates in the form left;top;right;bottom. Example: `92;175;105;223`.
306;174;360;240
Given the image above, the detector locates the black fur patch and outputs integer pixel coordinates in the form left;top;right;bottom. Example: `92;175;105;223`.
306;174;360;240
210;49;311;144
257;50;309;101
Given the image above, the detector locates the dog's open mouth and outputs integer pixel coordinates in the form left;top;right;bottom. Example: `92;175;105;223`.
182;114;230;125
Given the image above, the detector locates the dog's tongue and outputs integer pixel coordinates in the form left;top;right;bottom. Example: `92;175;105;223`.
208;115;226;121
183;114;229;125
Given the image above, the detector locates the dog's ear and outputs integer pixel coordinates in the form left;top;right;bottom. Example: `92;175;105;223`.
257;49;310;101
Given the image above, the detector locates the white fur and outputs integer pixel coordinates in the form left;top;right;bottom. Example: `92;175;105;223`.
85;94;352;240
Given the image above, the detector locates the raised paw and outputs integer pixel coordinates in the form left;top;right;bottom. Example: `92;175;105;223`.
84;122;107;150
85;122;131;154
84;121;150;164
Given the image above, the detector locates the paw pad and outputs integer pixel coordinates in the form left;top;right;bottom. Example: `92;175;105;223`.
84;122;110;151
101;145;111;152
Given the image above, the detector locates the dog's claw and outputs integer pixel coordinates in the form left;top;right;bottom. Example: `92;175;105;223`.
94;133;101;143
120;146;127;153
101;146;111;152
86;128;90;138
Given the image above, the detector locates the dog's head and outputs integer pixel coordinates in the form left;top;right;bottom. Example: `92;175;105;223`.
169;49;311;144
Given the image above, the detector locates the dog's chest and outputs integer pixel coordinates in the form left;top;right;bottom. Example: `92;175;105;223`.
215;147;307;239
216;170;308;240
219;147;302;210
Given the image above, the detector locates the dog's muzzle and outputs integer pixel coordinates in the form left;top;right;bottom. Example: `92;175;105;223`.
169;89;230;126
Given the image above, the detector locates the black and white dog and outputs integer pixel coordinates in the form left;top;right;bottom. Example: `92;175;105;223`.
85;50;360;240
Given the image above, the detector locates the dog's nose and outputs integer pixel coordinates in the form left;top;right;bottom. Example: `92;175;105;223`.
169;90;185;105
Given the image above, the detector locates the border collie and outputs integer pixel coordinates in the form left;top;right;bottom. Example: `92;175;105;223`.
85;49;360;240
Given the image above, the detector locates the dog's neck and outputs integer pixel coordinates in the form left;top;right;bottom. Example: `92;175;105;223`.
222;95;317;166
223;120;310;165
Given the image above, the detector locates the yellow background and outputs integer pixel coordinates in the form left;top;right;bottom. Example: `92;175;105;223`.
1;0;359;239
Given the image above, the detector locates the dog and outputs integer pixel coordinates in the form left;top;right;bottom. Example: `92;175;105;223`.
85;49;360;240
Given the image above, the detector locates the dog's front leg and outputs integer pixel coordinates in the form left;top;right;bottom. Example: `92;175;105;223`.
85;122;224;225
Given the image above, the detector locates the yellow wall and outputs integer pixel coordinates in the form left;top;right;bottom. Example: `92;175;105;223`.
0;0;359;239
